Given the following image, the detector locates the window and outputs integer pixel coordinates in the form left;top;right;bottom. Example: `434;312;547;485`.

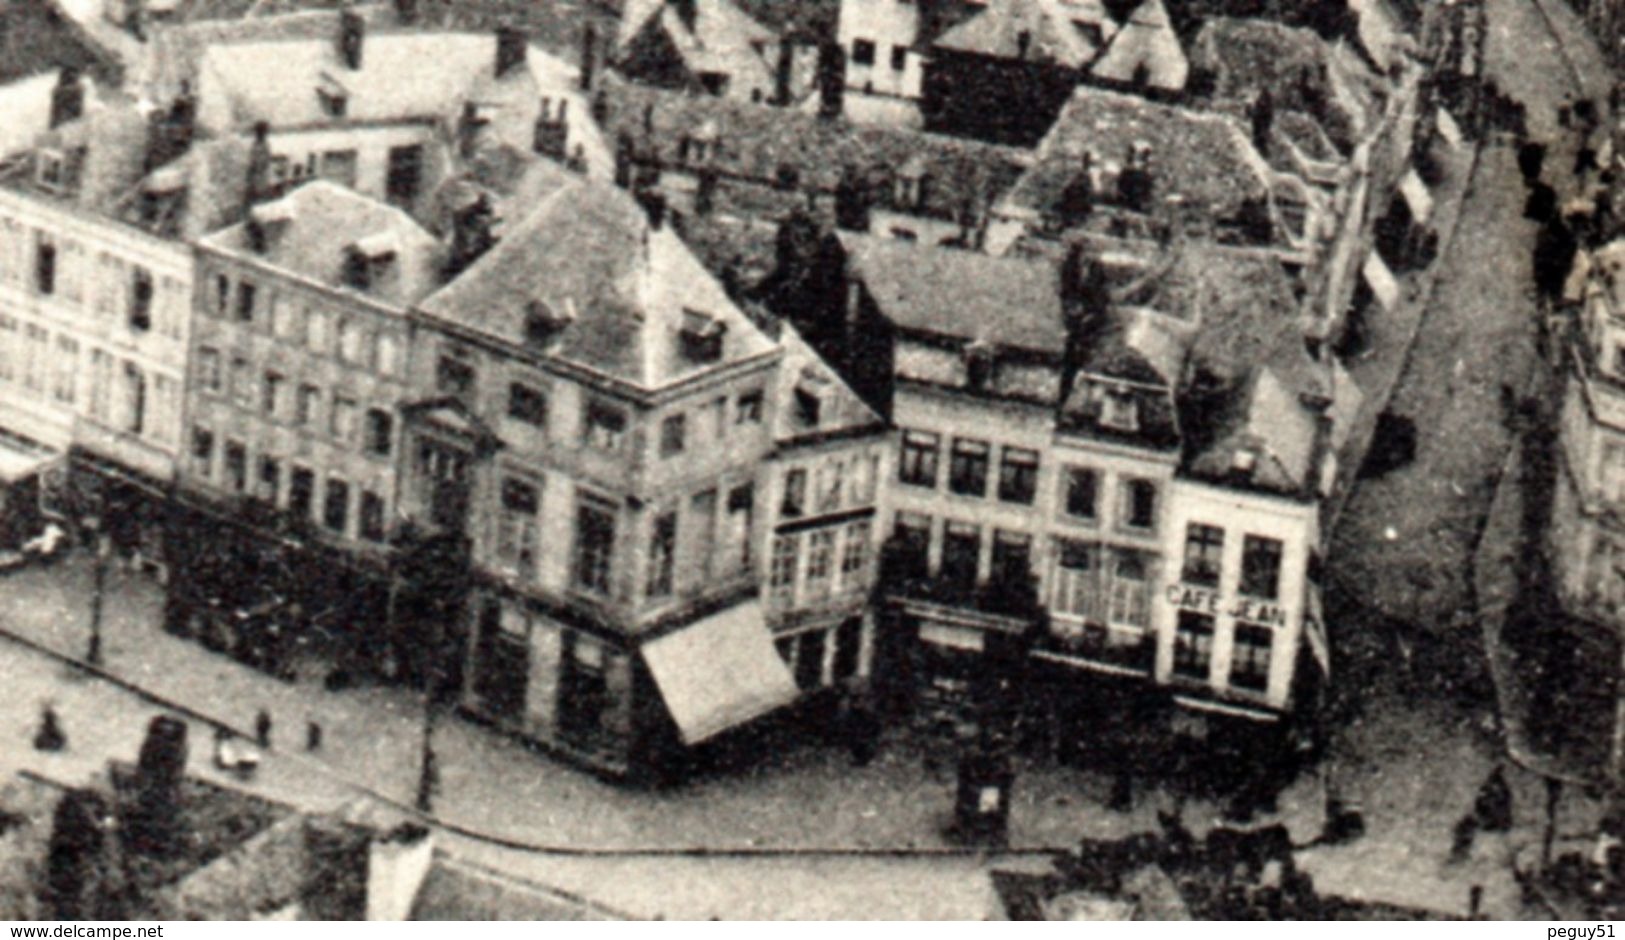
324;477;350;533
1124;479;1158;530
191;426;215;478
289;466;315;520
1182;523;1224;586
998;447;1039;505
437;354;476;402
320;149;358;188
306;308;331;353
948;438;990;497
34;237;55;295
1240;535;1284;600
330;396;358;444
574;494;616;594
22;326;45;393
376;333;402;377
770;535;799;603
1173;612;1214;679
1051;539;1102;621
794;386;821;427
508;383;547;427
781;468;806;518
841;520;870;585
218;440;246;492
660;414;686;457
360;490;386;542
899;431;939;487
852;38;876;65
229;357;251;406
338;319;364;364
1230;623;1273;692
386;144;424;205
1107;549;1152;628
257;455;280;502
51;336;77;404
270;294;296;339
213;274;230;318
833;617;862;682
128;268;153;332
852;453;878;504
991;530;1032;586
806;529;836;599
296;383;321;426
365;408;393;457
0;315;16;383
893;512;931;579
1064;467;1098;521
891;45;908;71
1101;389;1138;431
941;521;980;585
584;399;627;451
736;389;764;425
497;477;540;573
235;280;256;323
795;629;826;690
647;510;677;599
816;461;845;514
122;363;146;435
262;371;285;417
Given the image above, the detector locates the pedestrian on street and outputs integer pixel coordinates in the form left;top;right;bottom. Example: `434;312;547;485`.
33;704;64;752
306;719;322;752
1475;766;1514;833
254;708;272;749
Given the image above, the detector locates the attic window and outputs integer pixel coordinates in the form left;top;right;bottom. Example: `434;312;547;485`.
679;309;726;364
344;231;398;290
1232;448;1258;476
35;149;66;192
963;341;995;390
1100;387;1139;432
794;369;830;428
317;73;349;118
523;299;574;347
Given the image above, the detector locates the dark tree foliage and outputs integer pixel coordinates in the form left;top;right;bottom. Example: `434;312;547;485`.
45;790;116;920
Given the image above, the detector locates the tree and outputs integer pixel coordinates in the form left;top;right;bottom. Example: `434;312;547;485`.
123;716;188;861
45;790;119;920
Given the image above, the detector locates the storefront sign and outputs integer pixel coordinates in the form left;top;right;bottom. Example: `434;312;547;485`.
1164;586;1288;627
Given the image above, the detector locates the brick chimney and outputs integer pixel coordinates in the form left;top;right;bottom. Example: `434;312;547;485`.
49;67;85;130
579;22;599;91
495;26;527;78
338;10;365;70
245;121;273;206
533;98;569;160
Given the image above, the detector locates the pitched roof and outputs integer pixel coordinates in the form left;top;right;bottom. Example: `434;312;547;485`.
123;132;254;239
411;856;623;920
0;0;121;86
771;320;884;444
201;179;443;307
418;179;777;390
933;0;1109;68
840;232;1069;354
600;77;1031;223
1088;0;1187;90
997;85;1273;229
1189;16;1382;153
6;93;151;216
617;0;776;95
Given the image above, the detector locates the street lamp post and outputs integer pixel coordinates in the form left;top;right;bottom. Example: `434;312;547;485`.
85;515;106;667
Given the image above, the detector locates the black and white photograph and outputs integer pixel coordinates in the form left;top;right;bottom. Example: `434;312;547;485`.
0;0;1615;922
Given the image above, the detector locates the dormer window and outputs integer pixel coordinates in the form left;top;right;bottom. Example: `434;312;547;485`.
524;299;574;347
963;341;995;390
1100;387;1139;432
680;309;725;363
794;369;829;429
317;73;349;118
344;231;398;291
35;149;66;192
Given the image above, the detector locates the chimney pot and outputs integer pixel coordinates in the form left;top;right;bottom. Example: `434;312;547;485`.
495;26;527;78
338;10;365;70
49;67;85;130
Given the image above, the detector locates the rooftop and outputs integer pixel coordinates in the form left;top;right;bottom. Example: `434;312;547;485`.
616;0;776;98
0;0;121;86
1087;0;1187;91
600;77;1031;223
997;85;1275;232
934;0;1111;68
201;179;444;307
418;178;777;390
771;320;885;444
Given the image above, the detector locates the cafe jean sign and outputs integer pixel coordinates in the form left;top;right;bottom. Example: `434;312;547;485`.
1164;585;1289;627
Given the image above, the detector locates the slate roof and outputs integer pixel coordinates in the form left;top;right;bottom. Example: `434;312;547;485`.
418;178;778;390
5;93;151;216
1088;0;1187;91
123;132;254;239
839;231;1069;354
600;77;1031;222
998;85;1274;228
771;320;885;444
201;179;444;308
616;0;776;96
0;0;121;86
933;0;1109;68
1188;16;1382;154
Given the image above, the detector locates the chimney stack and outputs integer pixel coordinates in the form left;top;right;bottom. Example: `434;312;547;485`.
495;26;527;78
671;0;698;34
773;36;794;106
393;0;417;25
145;81;197;172
816;40;845;121
245;121;273;207
533;98;569;159
638;189;668;230
445;193;497;280
49;67;85;130
579;22;598;91
457;101;486;158
339;10;365;70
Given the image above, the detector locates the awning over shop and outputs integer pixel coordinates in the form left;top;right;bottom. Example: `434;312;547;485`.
1399;168;1433;224
0;430;62;485
642;600;800;745
1362;251;1400;311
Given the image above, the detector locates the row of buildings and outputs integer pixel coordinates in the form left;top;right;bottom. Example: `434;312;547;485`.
0;0;1447;778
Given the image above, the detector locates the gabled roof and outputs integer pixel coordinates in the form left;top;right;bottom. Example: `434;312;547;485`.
201;179;443;308
617;0;776;95
1088;0;1186;91
601;77;1030;223
0;0;121;86
123;132;253;239
418;179;777;390
933;0;1109;68
772;320;884;444
1189;16;1382;154
840;232;1069;354
998;85;1274;228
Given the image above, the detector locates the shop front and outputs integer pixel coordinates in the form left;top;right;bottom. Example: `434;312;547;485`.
0;428;65;550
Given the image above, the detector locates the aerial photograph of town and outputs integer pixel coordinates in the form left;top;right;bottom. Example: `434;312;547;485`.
0;0;1619;922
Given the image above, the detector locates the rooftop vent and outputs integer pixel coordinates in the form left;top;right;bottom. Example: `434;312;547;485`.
680;309;726;363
